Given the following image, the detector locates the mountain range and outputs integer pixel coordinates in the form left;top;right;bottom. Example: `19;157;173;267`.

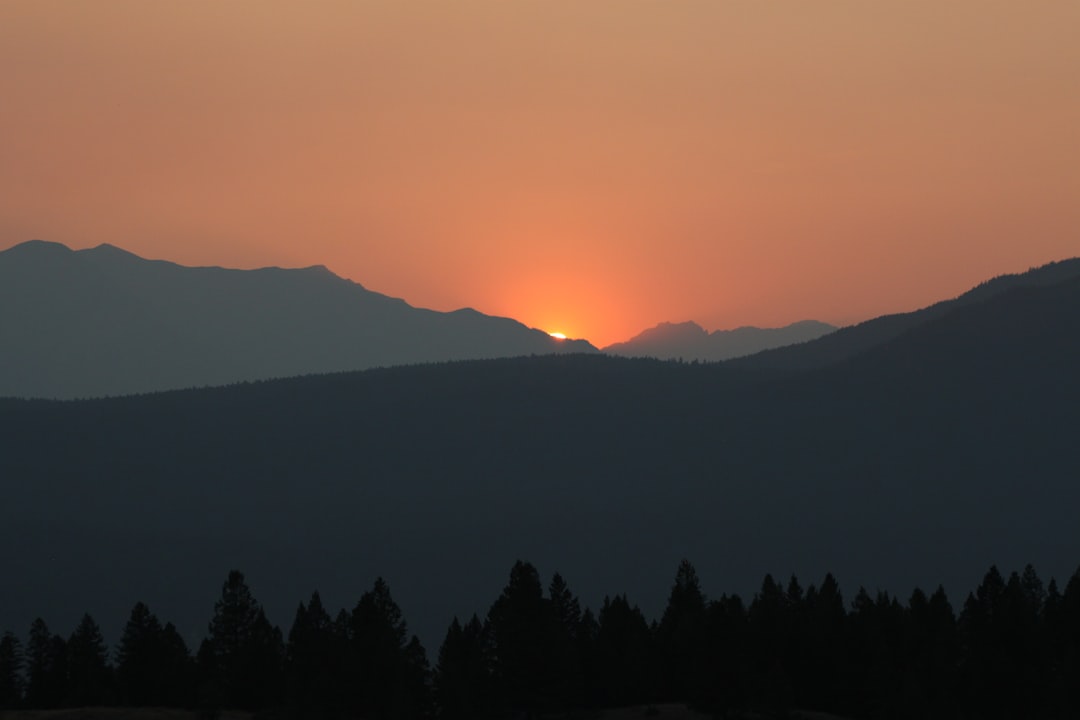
1;254;1077;651
603;319;836;362
0;240;595;399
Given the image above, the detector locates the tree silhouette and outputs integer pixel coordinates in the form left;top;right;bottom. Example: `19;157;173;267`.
348;577;430;719
546;572;584;708
66;613;112;706
747;574;793;712
285;590;347;714
201;570;283;710
24;618;65;708
575;607;600;709
0;631;22;708
5;558;1080;717
595;594;653;708
436;616;491;720
487;560;559;715
704;593;750;715
116;602;192;707
657;559;708;703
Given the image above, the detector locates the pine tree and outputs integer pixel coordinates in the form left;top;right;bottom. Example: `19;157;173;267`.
159;622;194;707
595;594;654;707
436;614;496;720
66;613;112;706
547;572;584;708
203;570;283;710
576;608;600;709
657;559;708;703
349;577;430;719
487;560;556;715
0;631;22;708
117;602;161;705
748;574;792;712
285;591;347;712
117;602;192;707
24;618;64;708
800;574;846;712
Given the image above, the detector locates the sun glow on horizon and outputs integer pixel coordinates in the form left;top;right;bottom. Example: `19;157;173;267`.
549;332;568;340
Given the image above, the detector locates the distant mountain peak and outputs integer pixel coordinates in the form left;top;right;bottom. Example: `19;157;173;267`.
0;239;598;399
604;319;836;361
1;238;74;257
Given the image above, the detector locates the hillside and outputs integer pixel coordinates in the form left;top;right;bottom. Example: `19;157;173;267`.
0;240;595;399
1;265;1077;650
731;257;1080;371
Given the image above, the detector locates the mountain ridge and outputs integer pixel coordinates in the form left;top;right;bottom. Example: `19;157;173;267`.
604;319;836;362
732;257;1080;371
0;240;596;399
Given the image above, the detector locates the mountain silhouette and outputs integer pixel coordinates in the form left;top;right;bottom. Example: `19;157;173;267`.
731;257;1080;371
603;319;835;361
0;240;596;399
1;258;1076;651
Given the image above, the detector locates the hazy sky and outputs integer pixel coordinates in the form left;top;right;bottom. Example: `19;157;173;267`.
2;2;1078;346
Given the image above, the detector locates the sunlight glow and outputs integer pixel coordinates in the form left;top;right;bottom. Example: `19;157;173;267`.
549;332;567;340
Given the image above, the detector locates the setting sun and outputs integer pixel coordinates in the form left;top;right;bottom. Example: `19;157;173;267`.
549;332;567;340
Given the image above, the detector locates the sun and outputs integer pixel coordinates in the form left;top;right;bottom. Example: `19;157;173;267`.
549;332;568;340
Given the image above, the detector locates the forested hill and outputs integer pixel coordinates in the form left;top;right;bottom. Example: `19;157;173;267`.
0;240;595;399
733;256;1080;371
1;267;1077;654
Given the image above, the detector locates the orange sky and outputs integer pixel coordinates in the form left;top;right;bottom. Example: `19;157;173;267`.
2;1;1078;347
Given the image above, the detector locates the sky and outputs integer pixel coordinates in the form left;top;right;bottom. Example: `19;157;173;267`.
2;1;1078;347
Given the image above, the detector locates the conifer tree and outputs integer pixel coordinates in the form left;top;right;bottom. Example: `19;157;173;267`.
116;602;162;705
286;591;347;712
24;618;64;708
349;577;430;719
748;574;792;712
595;594;653;707
0;631;22;708
203;570;283;710
487;560;556;715
576;608;600;709
547;572;584;708
66;613;112;706
657;559;708;702
117;602;192;707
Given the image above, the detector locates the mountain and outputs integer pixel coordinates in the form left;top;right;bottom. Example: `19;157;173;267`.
603;319;836;361
0;240;596;399
731;257;1080;371
1;259;1077;651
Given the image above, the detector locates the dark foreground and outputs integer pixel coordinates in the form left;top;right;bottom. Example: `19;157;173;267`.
0;706;855;720
2;559;1079;720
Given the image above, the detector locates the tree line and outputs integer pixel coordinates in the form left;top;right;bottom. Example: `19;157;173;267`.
2;561;1079;719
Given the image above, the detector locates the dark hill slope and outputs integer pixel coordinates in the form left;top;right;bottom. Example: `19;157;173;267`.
732;257;1080;371
0;275;1077;650
0;240;595;399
